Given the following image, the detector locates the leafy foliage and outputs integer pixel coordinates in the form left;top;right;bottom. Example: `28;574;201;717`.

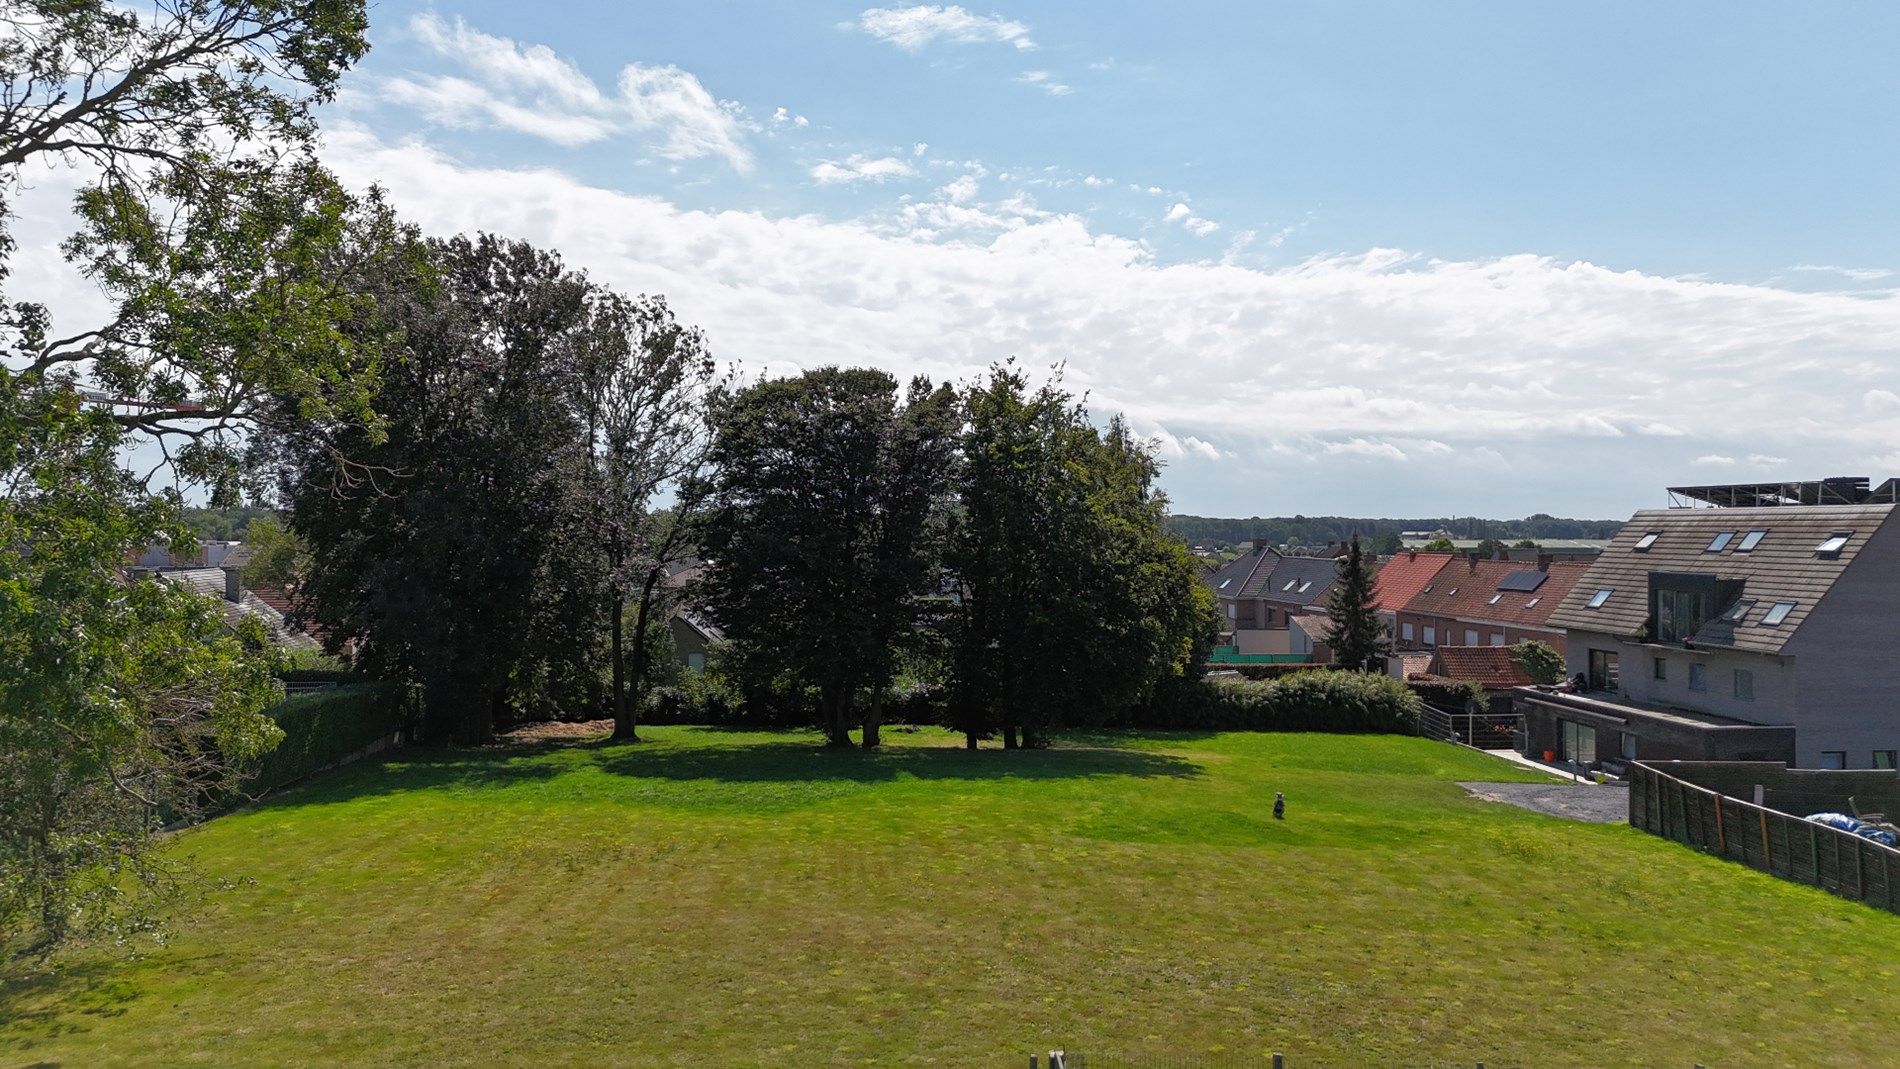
1137;671;1424;732
1324;534;1390;671
1509;639;1566;686
238;684;406;799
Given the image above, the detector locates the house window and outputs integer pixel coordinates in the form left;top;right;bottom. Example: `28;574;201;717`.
1266;607;1277;625
1297;580;1313;593
1653;657;1667;681
1815;533;1851;557
1656;587;1711;643
686;652;706;673
1489;633;1505;646
1734;669;1755;701
1464;629;1478;645
1219;578;1232;590
1423;626;1437;647
1761;601;1795;626
1488;594;1502;605
1706;531;1734;552
1633;531;1660;551
1588;649;1620;693
1737;530;1767;552
1525;597;1539;608
1621;732;1638;760
1283;579;1298;591
1401;622;1415;641
1874;751;1896;770
1561;720;1598;765
1587;589;1612;609
1819;751;1847;770
1688;663;1707;692
1227;603;1237;620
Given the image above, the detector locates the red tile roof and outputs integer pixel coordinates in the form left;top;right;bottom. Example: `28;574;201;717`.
1372;551;1455;613
1401;557;1591;630
1429;645;1533;689
249;582;330;644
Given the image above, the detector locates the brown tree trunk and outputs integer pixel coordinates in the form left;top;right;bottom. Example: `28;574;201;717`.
1002;722;1019;750
823;681;852;747
609;592;628;732
862;681;883;749
615;571;661;741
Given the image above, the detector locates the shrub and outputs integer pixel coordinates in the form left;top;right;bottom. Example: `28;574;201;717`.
1135;669;1422;733
276;667;371;686
239;684;407;797
1405;674;1484;712
1509;640;1566;686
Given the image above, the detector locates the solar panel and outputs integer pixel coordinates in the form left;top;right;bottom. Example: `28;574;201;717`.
1495;569;1549;592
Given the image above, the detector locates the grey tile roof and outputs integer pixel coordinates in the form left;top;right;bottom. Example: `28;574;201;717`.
1211;546;1276;598
1544;504;1896;655
156;569;320;651
1254;555;1338;606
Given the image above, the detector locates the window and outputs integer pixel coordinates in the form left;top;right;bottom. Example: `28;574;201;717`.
1722;600;1751;623
1706;531;1734;552
1587;589;1612;609
1815;533;1851;557
1401;622;1415;641
1488;593;1502;605
1421;584;1433;594
1297;580;1313;593
1447;587;1460;596
1464;629;1478;645
686;652;706;673
1689;663;1707;692
1737;530;1767;552
1873;750;1896;770
1423;626;1437;647
1761;601;1795;626
1656;587;1710;642
1219;578;1232;590
1283;579;1298;591
1819;751;1847;770
1561;720;1598;765
1734;669;1755;701
1633;531;1661;551
1489;633;1505;646
1265;607;1276;625
1227;603;1237;620
1622;732;1639;760
1588;649;1620;692
1653;657;1667;681
1525;597;1540;608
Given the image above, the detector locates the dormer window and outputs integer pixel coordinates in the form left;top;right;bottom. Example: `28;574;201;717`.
1633;531;1660;551
1587;589;1613;608
1815;533;1851;557
1737;530;1767;552
1706;532;1734;552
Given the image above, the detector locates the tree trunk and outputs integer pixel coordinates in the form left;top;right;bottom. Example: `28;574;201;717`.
609;591;627;730
862;681;883;749
822;681;852;747
615;571;662;741
965;731;979;750
1002;722;1019;750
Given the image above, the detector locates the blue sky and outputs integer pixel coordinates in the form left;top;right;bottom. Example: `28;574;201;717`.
28;3;1900;516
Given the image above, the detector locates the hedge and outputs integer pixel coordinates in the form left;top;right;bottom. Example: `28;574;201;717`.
276;668;372;686
1133;670;1423;733
243;683;407;796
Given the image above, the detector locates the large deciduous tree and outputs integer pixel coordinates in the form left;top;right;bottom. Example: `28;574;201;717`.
697;368;958;747
276;235;606;744
951;364;1213;749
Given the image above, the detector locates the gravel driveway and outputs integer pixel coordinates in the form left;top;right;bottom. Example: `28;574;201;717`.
1459;781;1630;824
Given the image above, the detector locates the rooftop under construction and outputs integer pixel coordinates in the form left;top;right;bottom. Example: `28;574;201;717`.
1666;476;1900;509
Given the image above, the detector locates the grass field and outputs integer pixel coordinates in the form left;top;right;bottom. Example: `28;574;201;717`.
5;726;1899;1066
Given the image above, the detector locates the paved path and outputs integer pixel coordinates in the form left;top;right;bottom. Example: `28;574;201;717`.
1459;781;1629;824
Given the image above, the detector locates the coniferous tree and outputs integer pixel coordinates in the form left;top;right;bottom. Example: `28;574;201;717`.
1324;534;1390;671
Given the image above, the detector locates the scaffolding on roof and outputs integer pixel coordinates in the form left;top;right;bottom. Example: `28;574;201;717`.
1666;477;1900;508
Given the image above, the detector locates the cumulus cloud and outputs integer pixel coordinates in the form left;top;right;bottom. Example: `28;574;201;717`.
390;14;751;169
810;154;917;185
1163;202;1218;237
1747;453;1789;466
771;106;809;127
1866;388;1900;411
1016;70;1072;96
1693;454;1738;467
857;5;1035;51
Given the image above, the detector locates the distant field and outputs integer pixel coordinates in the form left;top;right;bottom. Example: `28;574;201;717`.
5;727;1898;1066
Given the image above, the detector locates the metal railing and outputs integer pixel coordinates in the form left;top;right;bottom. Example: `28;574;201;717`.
1418;706;1524;751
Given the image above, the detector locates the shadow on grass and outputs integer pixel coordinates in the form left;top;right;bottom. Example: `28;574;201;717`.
256;731;1203;810
0;957;146;1057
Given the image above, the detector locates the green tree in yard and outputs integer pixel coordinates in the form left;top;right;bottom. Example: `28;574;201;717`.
1513;537;1541;549
696;368;959;747
1;0;374;952
1509;639;1566;685
950;364;1214;749
1421;536;1457;552
1371;529;1403;555
1324;534;1389;671
239;514;309;589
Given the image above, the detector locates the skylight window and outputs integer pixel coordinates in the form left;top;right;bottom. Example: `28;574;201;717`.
1633;531;1660;551
1283;579;1298;591
1219;578;1231;590
1587;589;1613;609
1447;587;1459;596
1525;597;1540;608
1706;532;1734;552
1761;601;1795;626
1488;594;1502;605
1297;580;1313;593
1815;533;1851;556
1723;601;1752;623
1737;530;1767;552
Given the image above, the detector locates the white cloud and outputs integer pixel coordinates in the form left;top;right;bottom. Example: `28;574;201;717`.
1793;264;1894;283
857;5;1035;51
1866;388;1900;411
391;14;751;169
939;174;980;204
1163;202;1218;237
810;154;917;185
771;106;809;127
272;128;1900;509
1693;454;1738;467
1016;70;1072;96
913;142;929;156
1746;453;1789;466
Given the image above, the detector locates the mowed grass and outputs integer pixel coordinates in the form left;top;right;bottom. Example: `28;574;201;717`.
6;728;1900;1067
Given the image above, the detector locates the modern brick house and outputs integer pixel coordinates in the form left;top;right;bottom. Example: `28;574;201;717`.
1392;554;1589;655
1518;478;1900;770
1208;544;1336;656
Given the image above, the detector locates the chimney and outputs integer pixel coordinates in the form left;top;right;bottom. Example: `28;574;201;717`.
1466;550;1480;571
1537;552;1553;572
222;566;242;604
1406;548;1417;562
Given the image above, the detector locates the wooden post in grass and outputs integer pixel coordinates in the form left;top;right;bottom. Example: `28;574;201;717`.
1760;809;1772;872
1713;792;1726;853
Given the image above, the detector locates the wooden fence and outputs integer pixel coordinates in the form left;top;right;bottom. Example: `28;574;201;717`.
1629;761;1900;914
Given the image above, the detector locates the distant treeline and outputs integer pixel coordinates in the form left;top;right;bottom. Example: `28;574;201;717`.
1167;514;1623;548
184;506;276;541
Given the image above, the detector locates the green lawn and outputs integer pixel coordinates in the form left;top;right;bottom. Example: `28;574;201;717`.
6;727;1899;1066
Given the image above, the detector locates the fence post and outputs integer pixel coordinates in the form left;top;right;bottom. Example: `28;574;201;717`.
1712;791;1726;853
1810;823;1820;883
1759;808;1772;872
1271;1053;1284;1069
1856;837;1866;900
